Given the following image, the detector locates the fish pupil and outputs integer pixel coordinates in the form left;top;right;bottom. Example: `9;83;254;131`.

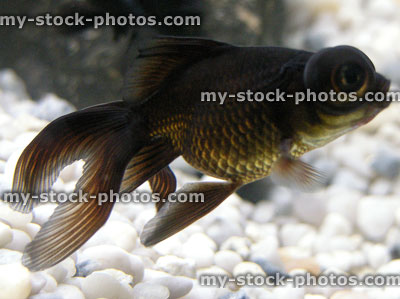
336;63;365;92
342;67;359;84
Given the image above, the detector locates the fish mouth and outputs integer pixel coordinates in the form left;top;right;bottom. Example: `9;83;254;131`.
374;74;391;108
381;79;391;93
376;73;391;93
356;75;391;127
361;108;381;124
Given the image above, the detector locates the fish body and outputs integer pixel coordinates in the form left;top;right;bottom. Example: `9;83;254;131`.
8;37;390;270
135;42;388;183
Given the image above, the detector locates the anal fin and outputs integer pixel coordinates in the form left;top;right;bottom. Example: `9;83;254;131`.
148;166;177;211
120;139;180;193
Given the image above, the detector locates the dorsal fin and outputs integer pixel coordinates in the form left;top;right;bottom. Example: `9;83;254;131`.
123;36;232;104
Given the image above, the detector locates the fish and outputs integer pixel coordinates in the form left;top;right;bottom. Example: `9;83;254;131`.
8;36;391;271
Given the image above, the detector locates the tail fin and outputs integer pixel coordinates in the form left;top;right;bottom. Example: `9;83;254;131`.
12;101;141;212
11;101;145;270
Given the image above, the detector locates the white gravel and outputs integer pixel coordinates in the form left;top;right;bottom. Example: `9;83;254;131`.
1;1;400;298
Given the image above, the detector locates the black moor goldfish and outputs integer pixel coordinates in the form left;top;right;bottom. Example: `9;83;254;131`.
9;37;391;271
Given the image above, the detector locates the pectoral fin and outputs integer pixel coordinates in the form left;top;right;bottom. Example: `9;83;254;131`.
271;157;327;191
140;181;240;246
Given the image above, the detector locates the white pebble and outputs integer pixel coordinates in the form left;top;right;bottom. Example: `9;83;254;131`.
220;236;251;259
59;160;84;183
0;263;31;299
273;285;305;299
330;290;375;299
0;202;32;229
63;276;84;290
250;236;281;266
245;222;278;243
152;234;183;256
0;140;18;160
326;187;361;222
394;207;400;227
196;265;230;277
366;0;399;19
182;236;215;268
314;234;361;253
369;179;392;195
331;170;368;193
131;246;159;263
364;243;390;269
0;221;12;247
81;220;138;252
132;282;170;299
156;255;196;277
81;271;133;299
30;272;47;295
98;268;134;286
319;213;353;237
280;223;315;246
146;275;193;299
185;232;217;251
0;119;25;140
315;250;354;273
241;287;275;299
79;245;144;283
297;230;317;250
40;272;58;293
133;209;155;233
54;284;85;299
385;227;400;247
0;249;22;265
378;259;400;274
293;192;326;225
206;218;243;245
179;280;219;299
5;229;30;251
0;160;5;173
305;295;327;299
14;114;47;132
357;196;397;241
233;261;266;276
269;185;294;215
32;203;57;226
251;200;276;223
45;258;76;283
196;266;235;290
33;93;75;121
23;222;40;239
31;284;85;299
214;250;243;274
238;199;255;219
0;70;30;99
349;250;367;270
331;144;373;178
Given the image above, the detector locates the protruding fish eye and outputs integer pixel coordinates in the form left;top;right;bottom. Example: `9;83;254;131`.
332;62;368;95
304;45;376;99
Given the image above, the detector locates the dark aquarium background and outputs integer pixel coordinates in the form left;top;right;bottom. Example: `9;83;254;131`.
0;0;285;109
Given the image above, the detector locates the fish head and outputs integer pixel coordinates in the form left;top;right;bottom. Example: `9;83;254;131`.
300;45;391;147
